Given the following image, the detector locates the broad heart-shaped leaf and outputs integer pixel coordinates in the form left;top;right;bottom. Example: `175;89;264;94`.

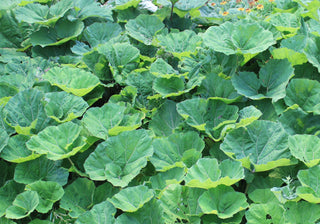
284;79;320;114
148;100;184;137
25;181;64;213
83;22;122;48
197;72;241;104
26;122;86;160
269;13;301;34
1;135;41;163
150;167;186;191
304;35;320;73
284;201;320;223
98;42;140;84
43;66;100;97
71;0;113;21
156;30;202;59
288;134;320;167
220;120;293;172
296;165;320;203
3;89;44;135
184;158;244;189
203;20;275;55
14;0;73;26
60;178;95;218
84;130;153;187
108;186;154;212
245;203;285;224
5;191;39;219
42;92;89;123
176;98;238;139
82;103;144;140
115;0;140;10
126;14;164;45
0;181;24;217
150;131;204;171
231;59;294;102
0;128;9;153
30;19;84;47
271;48;308;66
198;185;248;219
75;201;116;224
14;156;69;186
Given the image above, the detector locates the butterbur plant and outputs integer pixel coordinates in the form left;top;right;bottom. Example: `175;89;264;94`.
1;0;320;223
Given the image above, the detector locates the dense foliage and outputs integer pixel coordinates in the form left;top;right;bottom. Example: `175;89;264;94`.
1;0;320;223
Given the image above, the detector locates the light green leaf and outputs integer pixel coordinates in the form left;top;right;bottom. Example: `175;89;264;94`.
30;19;84;47
245;203;285;224
5;191;39;219
75;201;116;224
203;20;275;55
269;13;301;34
284;79;320;114
150;132;204;171
14;156;69;185
288;134;320;167
156;30;201;59
83;22;122;48
72;0;113;21
304;35;320;73
149;58;177;76
174;0;207;11
84;130;153;187
232;59;294;102
1;135;41;163
198;185;248;219
0;216;17;224
150;167;186;191
42;92;89;123
271;48;308;66
284;201;320;223
115;0;140;10
184;158;244;189
0;181;24;217
43;66;100;97
60;178;95;218
297;165;320;203
108;186;154;212
220;120;293;172
0;129;9;153
27;122;86;160
25;181;64;213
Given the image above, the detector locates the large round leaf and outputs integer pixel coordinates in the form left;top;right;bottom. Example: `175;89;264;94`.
284;201;320;223
76;201;116;224
220;120;293;172
84;130;153;187
203;20;275;55
0;181;24;217
297;165;320;203
245;203;285;224
26;122;86;160
108;186;154;212
0;128;9;153
304;35;320;73
43;67;100;97
150;131;204;171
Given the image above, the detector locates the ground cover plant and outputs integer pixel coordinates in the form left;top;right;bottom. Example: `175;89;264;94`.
1;0;320;223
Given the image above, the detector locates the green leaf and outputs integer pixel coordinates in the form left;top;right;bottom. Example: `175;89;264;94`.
84;130;153;187
0;128;9;153
83;22;122;48
26;122;86;160
288;134;320;167
0;181;24;217
3;89;44;135
43;67;100;97
304;35;320;73
245;203;285;224
271;48;308;66
60;178;95;218
0;216;17;224
5;191;39;219
25;181;64;213
115;0;140;10
150;58;177;76
148;100;184;136
30;19;84;47
75;201;116;224
284;79;320;114
297;165;320;203
156;30;201;59
108;186;154;212
72;0;113;21
269;13;301;34
150;132;204;171
184;158;244;189
1;135;41;163
150;167;186;191
220;120;293;172
203;20;275;55
231;59;294;102
284;201;320;223
126;14;164;45
14;156;69;185
198;185;248;219
42;92;89;123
